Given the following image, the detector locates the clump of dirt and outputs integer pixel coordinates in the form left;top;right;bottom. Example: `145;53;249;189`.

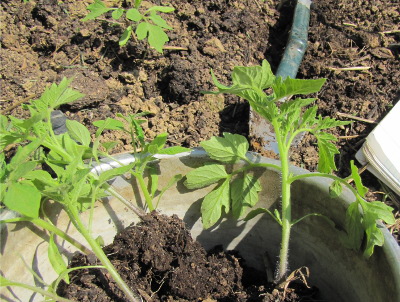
57;212;317;302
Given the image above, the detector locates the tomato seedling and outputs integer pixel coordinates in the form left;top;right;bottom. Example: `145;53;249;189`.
184;60;395;282
83;0;174;53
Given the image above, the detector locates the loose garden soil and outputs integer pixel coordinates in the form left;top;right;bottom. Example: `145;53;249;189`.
57;212;317;302
1;0;399;301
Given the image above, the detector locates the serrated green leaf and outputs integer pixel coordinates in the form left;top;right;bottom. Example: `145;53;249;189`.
49;234;69;283
111;8;124;20
3;182;41;218
232;60;275;91
184;164;228;189
119;25;132;46
272;77;326;101
313;116;351;131
82;0;113;21
149;12;172;29
66;120;91;147
329;180;343;198
344;201;364;250
126;8;142;21
157;146;191;155
280;98;316;116
200;133;249;163
147;23;169;53
300;106;318;128
35;78;84;109
315;132;339;173
362;200;395;225
362;212;385;258
146;6;175;13
231;174;261;218
350;160;368;197
201;179;230;229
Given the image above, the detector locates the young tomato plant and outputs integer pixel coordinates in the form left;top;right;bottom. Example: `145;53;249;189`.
184;60;395;282
82;0;174;53
0;78;188;301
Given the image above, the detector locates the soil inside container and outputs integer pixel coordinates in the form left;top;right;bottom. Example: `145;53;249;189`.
57;212;317;302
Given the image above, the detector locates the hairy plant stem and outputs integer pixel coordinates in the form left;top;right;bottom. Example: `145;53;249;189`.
67;206;141;302
273;120;292;283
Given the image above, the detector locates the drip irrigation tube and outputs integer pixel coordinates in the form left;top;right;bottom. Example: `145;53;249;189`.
250;0;312;153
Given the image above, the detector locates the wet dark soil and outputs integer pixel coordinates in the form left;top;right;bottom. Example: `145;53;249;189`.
57;213;317;302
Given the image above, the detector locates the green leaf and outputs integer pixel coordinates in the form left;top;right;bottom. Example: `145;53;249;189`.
98;162;136;184
343;201;364;250
126;8;142;21
102;141;119;152
49;234;69;283
136;21;150;40
232;60;275;90
315;132;340;173
111;8;124;20
300;106;318;128
9;161;38;181
66;120;91;147
3;182;41;218
119;25;132;46
313;116;351;131
147;23;169;53
157;146;191;155
201;179;230;229
25;170;58;187
146;6;175;13
362;212;385;258
9;139;43;170
329;180;343;198
82;0;113;21
272;77;326;101
184;164;228;189
93;118;125;132
200;133;249;163
34;78;84;110
149;12;172;29
145;133;168;154
231;174;261;218
350;161;368;197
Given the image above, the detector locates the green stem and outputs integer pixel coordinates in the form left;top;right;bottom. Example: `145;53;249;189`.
289;172;359;197
132;170;154;211
0;279;74;302
273;119;292;282
67;206;141;302
1;217;91;255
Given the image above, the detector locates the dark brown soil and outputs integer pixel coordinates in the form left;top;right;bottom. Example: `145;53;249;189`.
57;212;317;302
